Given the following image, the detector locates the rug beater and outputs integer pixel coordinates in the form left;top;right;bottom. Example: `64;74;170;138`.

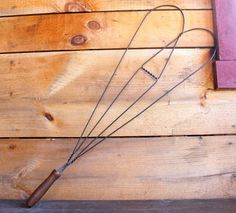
26;5;216;207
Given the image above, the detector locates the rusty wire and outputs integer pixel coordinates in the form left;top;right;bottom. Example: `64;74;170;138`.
58;5;216;172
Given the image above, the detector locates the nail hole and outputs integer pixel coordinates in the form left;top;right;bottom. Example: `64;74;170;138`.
44;112;54;121
231;174;236;181
9;144;16;150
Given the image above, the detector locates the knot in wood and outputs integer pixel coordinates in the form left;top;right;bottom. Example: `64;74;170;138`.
87;21;101;30
70;34;87;46
65;1;87;12
65;0;92;12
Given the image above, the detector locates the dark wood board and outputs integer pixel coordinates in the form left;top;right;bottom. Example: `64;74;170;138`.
213;0;236;89
215;61;236;88
213;0;236;60
1;199;236;213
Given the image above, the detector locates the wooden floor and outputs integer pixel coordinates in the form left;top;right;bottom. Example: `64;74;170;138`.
1;199;236;213
0;0;236;212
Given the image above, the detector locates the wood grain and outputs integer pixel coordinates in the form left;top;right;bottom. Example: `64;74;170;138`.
0;0;212;16
0;48;235;137
0;0;234;206
1;136;236;200
1;199;236;213
0;11;213;53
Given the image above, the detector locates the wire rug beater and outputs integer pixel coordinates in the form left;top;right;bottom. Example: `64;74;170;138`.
26;5;216;207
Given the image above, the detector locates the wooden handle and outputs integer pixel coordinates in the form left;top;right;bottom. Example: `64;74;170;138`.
26;170;61;208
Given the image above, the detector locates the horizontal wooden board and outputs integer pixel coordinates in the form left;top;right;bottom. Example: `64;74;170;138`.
0;0;212;16
1;199;236;213
0;49;235;137
0;11;213;53
1;136;236;200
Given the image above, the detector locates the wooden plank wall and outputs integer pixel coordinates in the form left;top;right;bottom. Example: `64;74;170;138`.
0;0;236;201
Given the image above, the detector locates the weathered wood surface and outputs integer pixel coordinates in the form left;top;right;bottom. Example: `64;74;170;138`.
1;136;236;200
1;199;236;213
0;0;212;16
1;49;235;137
0;11;213;53
0;0;235;206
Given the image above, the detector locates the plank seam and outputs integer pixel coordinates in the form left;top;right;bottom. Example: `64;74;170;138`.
0;9;212;19
0;47;214;55
0;133;236;140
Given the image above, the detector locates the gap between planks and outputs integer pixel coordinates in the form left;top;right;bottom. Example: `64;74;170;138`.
0;46;215;55
0;9;213;19
1;133;236;140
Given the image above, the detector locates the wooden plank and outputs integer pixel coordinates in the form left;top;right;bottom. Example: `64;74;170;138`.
0;0;212;16
0;11;213;53
215;61;236;89
1;136;236;200
0;49;235;137
1;199;236;213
